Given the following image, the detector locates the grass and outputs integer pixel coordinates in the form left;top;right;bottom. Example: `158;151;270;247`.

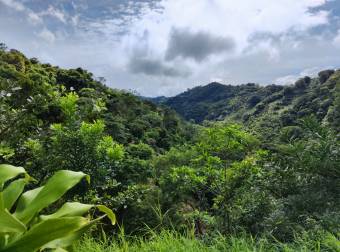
75;230;340;252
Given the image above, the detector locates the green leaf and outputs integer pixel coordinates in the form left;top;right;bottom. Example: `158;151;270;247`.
40;202;94;220
42;220;94;250
40;203;116;225
0;165;114;251
97;205;116;225
43;215;112;251
0;209;26;234
3;179;28;211
14;170;89;224
2;217;88;252
14;187;43;214
0;236;7;250
0;192;4;210
53;248;69;252
0;164;26;189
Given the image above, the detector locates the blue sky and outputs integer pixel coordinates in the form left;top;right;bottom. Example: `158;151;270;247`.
1;0;340;96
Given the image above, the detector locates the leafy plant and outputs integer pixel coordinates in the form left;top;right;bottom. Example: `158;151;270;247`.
0;164;115;252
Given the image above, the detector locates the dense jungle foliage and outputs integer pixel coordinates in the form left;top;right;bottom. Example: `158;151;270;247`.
0;46;339;251
156;73;340;132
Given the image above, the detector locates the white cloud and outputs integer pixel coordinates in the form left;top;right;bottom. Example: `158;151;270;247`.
122;0;329;59
0;0;67;26
38;28;56;43
39;6;67;23
0;0;43;25
333;29;340;47
275;67;329;85
27;12;42;24
0;0;25;11
1;0;339;96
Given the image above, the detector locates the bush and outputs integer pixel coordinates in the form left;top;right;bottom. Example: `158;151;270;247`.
283;86;295;96
295;76;310;89
247;95;261;107
280;126;303;142
126;143;154;160
318;70;334;84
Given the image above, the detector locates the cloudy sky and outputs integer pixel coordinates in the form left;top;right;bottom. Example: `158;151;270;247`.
1;0;340;96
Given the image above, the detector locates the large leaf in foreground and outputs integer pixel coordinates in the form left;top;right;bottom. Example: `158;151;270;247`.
0;164;27;189
0;209;26;234
40;202;93;220
40;202;116;224
0;164;115;252
2;217;88;252
14;170;90;224
42;219;95;250
3;179;28;210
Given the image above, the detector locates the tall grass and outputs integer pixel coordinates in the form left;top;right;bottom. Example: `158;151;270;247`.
76;230;339;252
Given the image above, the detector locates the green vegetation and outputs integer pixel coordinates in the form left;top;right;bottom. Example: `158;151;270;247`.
77;231;339;252
157;74;340;139
0;164;115;252
0;46;339;251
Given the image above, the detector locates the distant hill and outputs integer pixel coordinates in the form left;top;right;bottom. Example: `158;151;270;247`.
153;70;339;138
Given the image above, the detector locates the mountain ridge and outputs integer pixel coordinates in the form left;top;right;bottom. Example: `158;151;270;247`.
150;71;336;119
147;70;339;139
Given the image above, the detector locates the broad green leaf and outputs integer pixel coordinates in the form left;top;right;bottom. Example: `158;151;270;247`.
14;170;89;224
0;236;6;250
0;192;4;210
0;209;26;233
43;215;110;251
40;202;94;220
2;217;88;252
97;205;116;225
40;203;116;225
3;179;27;211
0;164;26;189
0;166;114;251
53;248;69;252
14;187;43;214
42;219;94;250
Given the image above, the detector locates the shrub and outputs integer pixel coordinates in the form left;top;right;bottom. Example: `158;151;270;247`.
280;126;303;142
295;76;310;89
247;95;261;107
318;70;334;84
283;86;295;96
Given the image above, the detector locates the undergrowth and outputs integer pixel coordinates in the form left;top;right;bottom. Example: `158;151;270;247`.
76;230;339;252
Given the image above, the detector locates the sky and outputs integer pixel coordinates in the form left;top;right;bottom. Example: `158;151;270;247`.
1;0;340;96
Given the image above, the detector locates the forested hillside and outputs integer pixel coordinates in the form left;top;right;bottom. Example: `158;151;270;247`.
0;46;339;252
158;73;340;139
0;47;193;155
